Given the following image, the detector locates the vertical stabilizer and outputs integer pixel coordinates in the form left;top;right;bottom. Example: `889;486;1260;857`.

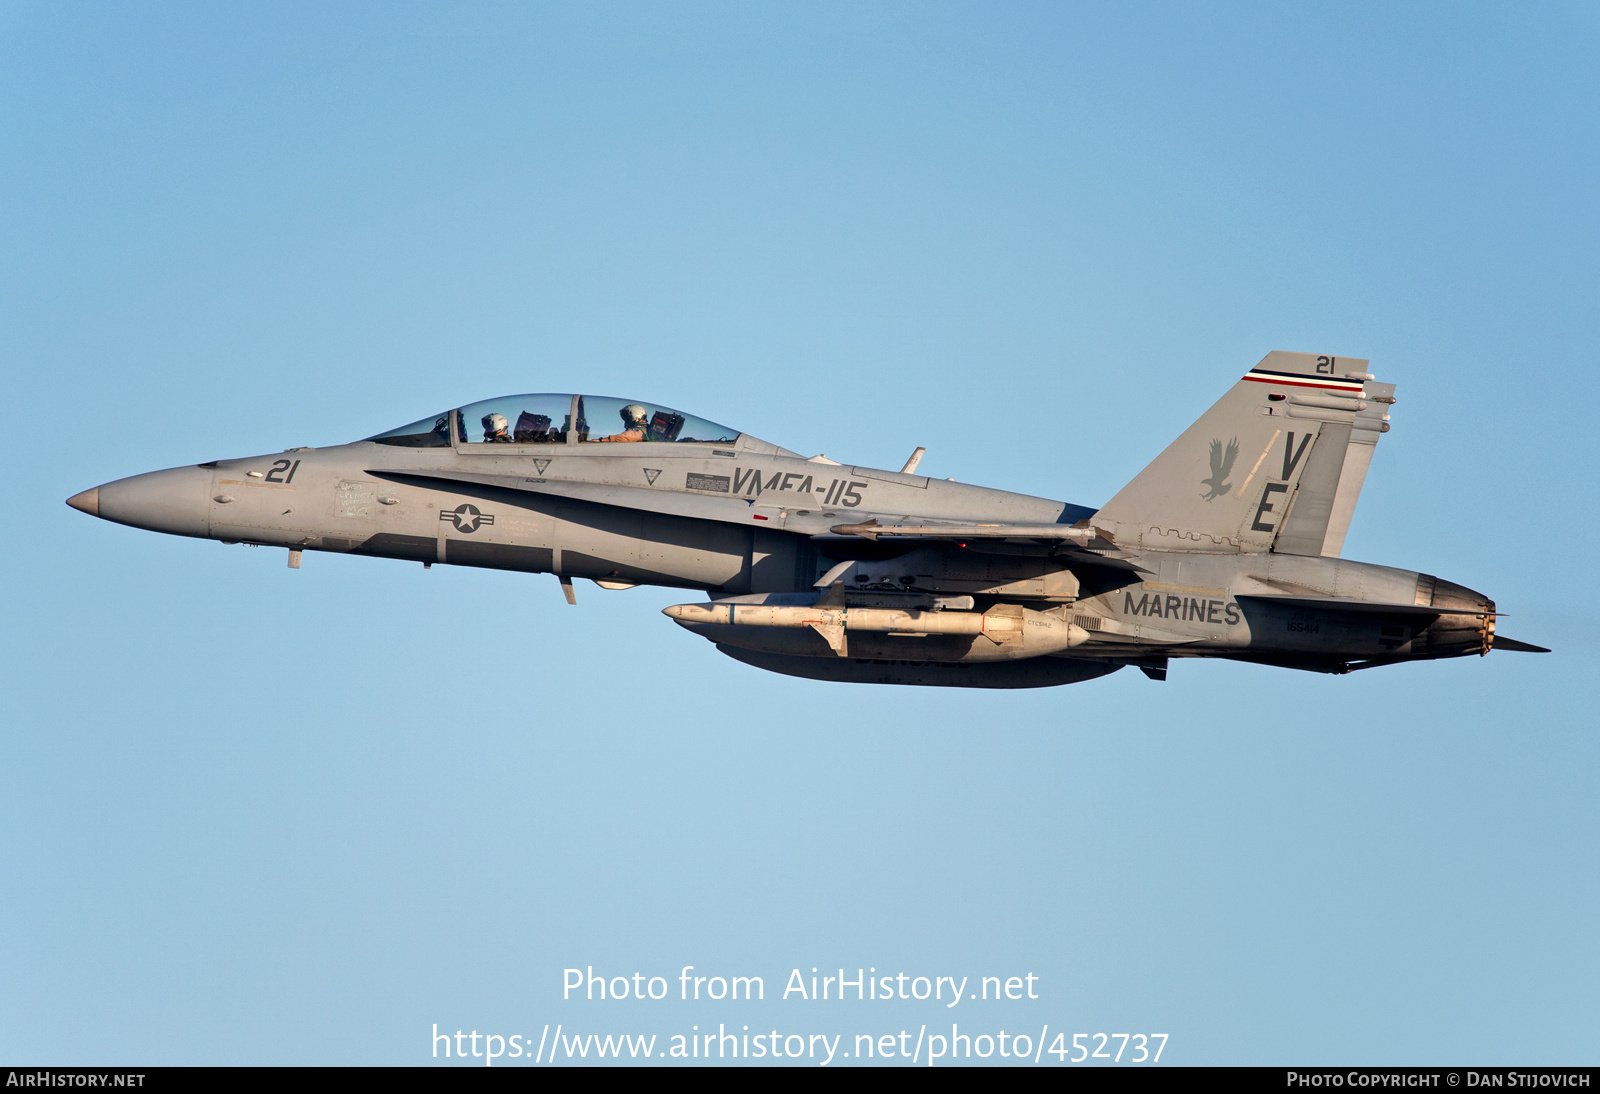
1092;352;1390;554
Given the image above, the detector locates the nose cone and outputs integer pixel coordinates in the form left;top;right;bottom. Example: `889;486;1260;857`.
662;603;726;627
71;465;214;539
66;487;100;516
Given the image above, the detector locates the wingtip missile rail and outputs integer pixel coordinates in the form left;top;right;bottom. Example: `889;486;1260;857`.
828;518;1096;543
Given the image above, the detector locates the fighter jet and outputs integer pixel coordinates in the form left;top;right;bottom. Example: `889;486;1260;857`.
66;352;1547;688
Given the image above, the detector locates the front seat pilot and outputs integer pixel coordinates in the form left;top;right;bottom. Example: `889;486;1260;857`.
482;413;512;442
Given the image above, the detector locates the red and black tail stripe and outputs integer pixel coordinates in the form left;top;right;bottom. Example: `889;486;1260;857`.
1243;367;1367;394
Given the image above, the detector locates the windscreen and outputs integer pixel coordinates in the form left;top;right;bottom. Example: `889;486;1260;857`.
367;411;452;448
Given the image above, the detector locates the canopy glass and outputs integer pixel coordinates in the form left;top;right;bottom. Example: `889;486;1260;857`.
368;394;741;447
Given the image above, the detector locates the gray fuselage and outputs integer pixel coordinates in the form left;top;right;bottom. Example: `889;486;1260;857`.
71;426;1492;680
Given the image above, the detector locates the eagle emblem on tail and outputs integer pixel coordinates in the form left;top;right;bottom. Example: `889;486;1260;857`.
1200;436;1238;501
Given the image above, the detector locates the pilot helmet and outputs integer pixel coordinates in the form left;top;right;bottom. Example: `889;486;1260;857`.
622;404;648;427
483;412;509;435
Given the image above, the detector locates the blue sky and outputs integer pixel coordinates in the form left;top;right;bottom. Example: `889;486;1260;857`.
3;1;1596;1065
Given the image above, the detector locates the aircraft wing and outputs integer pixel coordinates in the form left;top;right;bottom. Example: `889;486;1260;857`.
368;468;1144;568
366;467;922;538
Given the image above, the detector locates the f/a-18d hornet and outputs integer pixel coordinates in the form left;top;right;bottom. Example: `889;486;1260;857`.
67;351;1547;688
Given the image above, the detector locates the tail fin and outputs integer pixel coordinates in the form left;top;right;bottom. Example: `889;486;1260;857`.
1092;351;1392;555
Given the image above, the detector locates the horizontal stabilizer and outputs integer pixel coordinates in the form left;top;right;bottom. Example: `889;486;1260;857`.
1491;636;1551;653
823;519;1150;571
1235;594;1488;617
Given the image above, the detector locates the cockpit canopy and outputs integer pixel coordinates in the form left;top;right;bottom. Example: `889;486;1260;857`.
367;394;742;448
